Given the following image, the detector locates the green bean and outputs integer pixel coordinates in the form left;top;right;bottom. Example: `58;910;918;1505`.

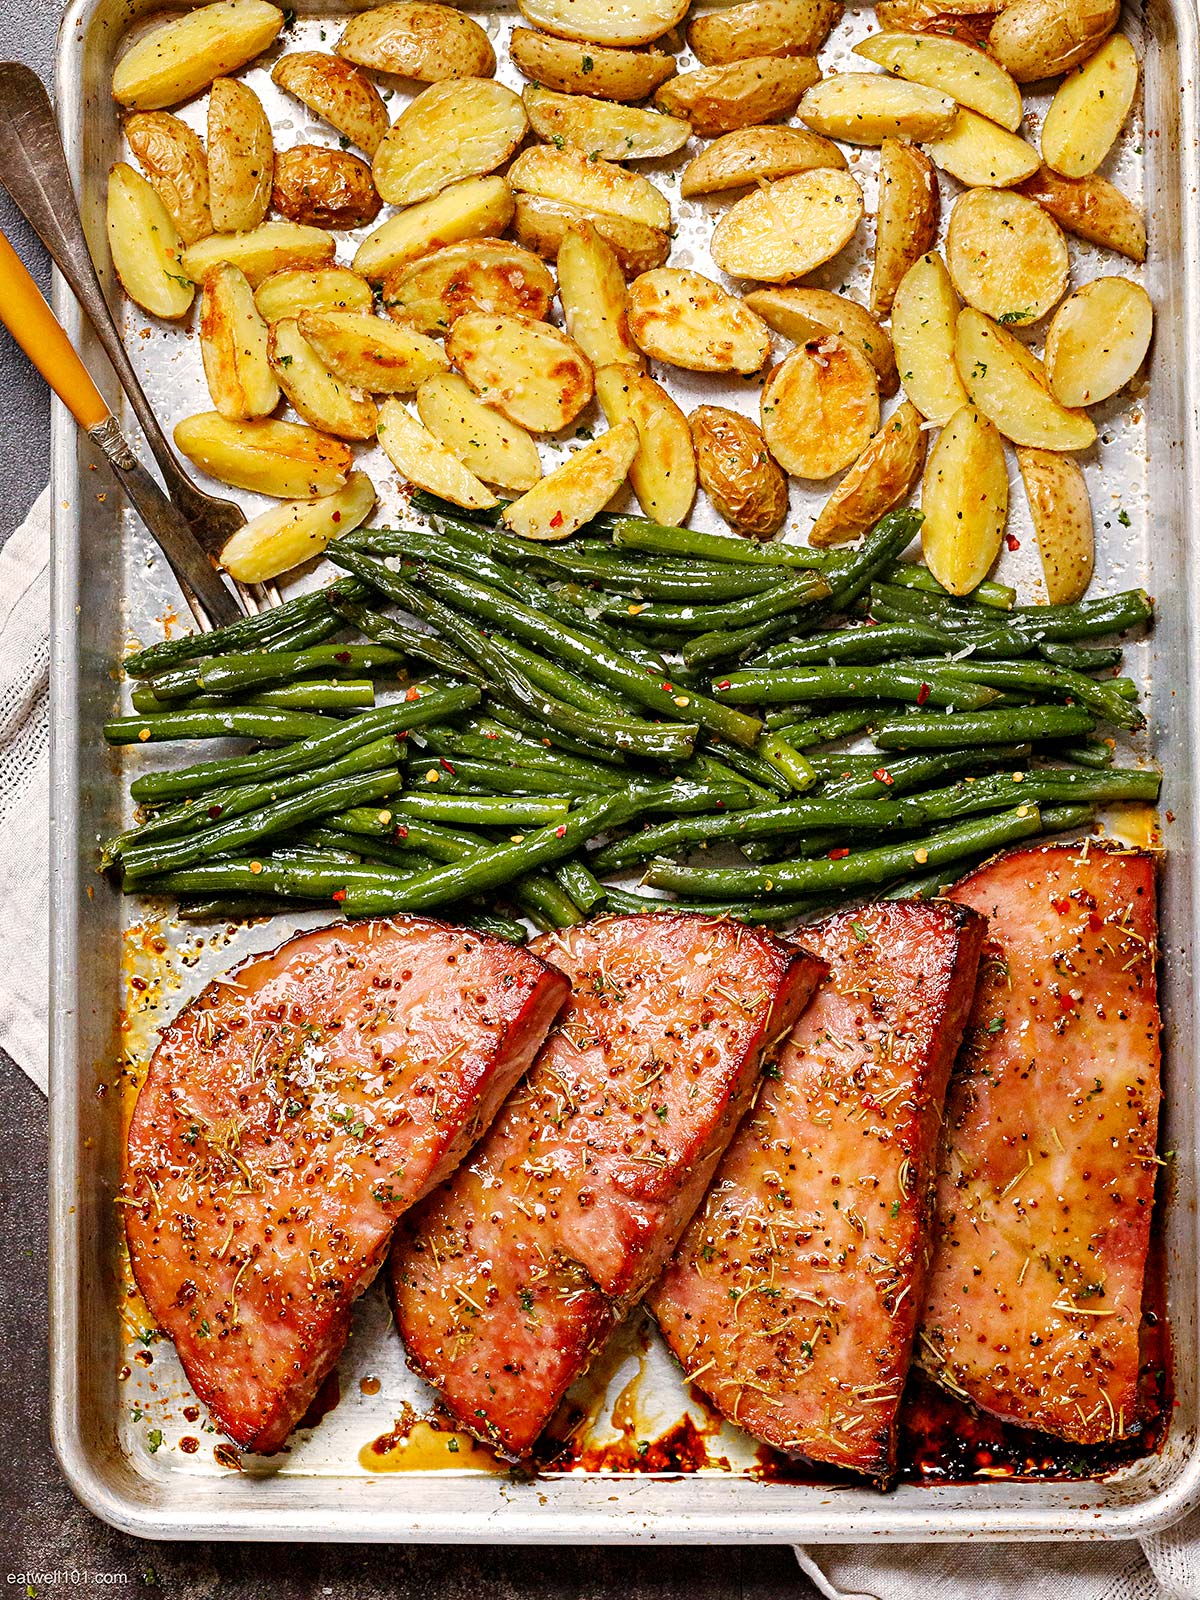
336;795;572;827
918;658;1144;730
599;885;817;925
748;622;960;670
681;751;777;804
176;895;331;922
912;765;1159;821
716;663;1002;711
765;708;877;747
882;562;1016;610
515;872;586;930
754;730;818;793
554;859;607;913
699;738;791;796
487;632;644;719
299;825;422;869
874;582;1153;643
410;489;502;524
873;705;1096;748
1052;738;1115;769
553;570;831;634
105;706;341;745
611;517;829;570
408;753;594;796
140;855;415;901
329;598;485;683
146;644;409;703
419;727;627;789
483;701;627;766
819;746;1031;801
1038;641;1124;672
130;681;377;715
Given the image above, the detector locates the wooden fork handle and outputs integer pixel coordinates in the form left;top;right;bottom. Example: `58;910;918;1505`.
0;227;109;431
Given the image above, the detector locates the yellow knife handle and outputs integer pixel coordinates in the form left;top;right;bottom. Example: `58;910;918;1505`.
0;227;110;430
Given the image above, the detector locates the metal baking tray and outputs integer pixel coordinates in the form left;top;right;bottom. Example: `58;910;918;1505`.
48;0;1200;1542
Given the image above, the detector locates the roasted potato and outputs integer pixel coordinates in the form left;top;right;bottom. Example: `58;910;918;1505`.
680;125;845;197
112;0;283;110
596;367;696;526
297;310;449;393
267;318;378;440
124;112;212;246
1017;446;1093;603
106;162;193;319
688;0;842;64
255;267;374;322
988;0;1119;83
809;400;926;546
376;397;498;510
710;169;863;282
890;251;968;423
208;78;272;234
627;268;772;374
509;28;676;101
955;307;1096;450
271;52;390;159
875;0;1002;42
174;412;353;497
199;263;278;420
220;471;377;582
870;137;939;317
382;240;555;333
446;313;594;433
508;145;672;232
558;224;642;370
1043;276;1153;407
416;372;543;492
798;73;956;143
1041;33;1138;178
512;194;670;276
945;187;1069;325
1018;165;1145;263
760;336;880;479
921;404;1008;594
924;108;1040;187
336;2;496;81
654;56;820;136
501;421;639;540
518;0;688;47
523;87;691;161
689;404;787;538
353;176;514;281
854;32;1023;131
272;145;382;230
182;221;336;288
373;79;527;208
744;287;899;396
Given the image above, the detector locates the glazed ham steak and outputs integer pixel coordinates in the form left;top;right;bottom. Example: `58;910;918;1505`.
919;843;1162;1444
649;901;984;1480
391;912;824;1456
123;917;569;1453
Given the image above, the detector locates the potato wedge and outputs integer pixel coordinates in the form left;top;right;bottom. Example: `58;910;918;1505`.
875;0;1002;43
655;56;820;137
1041;34;1139;178
1018;166;1145;263
125;112;211;246
688;404;787;538
182;221;335;288
1017;446;1093;602
518;0;688;47
373;79;527;208
988;0;1119;83
271;52;390;158
509;29;677;100
945;187;1069;325
760;336;880;478
688;0;842;64
208;78;272;235
112;0;283;110
199;263;278;420
744;287;899;396
523;87;691;161
382;240;555;333
297;310;449;393
106;162;193;320
924;108;1040;187
710;169;864;282
798;73;956;143
255;267;374;322
174;412;353;497
220;471;377;582
558;225;642;370
627;268;772;374
1042;276;1152;407
955;307;1096;449
416;372;543;492
267;318;378;441
376;397;499;510
508;145;671;232
921;404;1008;594
680;125;846;197
809;399;927;546
595;367;696;526
854;33;1023;131
272;144;382;230
446;313;594;433
890;251;967;423
513;193;670;276
870;137;939;317
353;176;514;281
336;2;495;81
501;421;639;541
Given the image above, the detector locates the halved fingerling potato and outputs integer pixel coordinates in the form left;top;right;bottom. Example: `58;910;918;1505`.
655;55;820;136
297;310;449;393
271;52;390;158
891;250;967;423
199;263;278;419
924;108;1040;188
508;145;671;232
106;162;193;319
1017;447;1093;602
382;240;555;332
373;79;527;208
688;404;788;538
416;372;543;492
208;78;272;234
921;403;1008;594
711;169;863;282
512;194;670;276
854;32;1023;131
680;125;846;197
760;336;881;478
501;421;639;541
353;176;514;281
125;112;211;246
220;471;377;582
174;412;353;497
595;367;696;526
870;137;939;317
112;0;283;109
799;73;956;143
988;0;1120;83
182;221;336;288
255;266;374;322
809;399;927;546
446;313;594;432
376;397;499;510
745;287;899;396
523;87;691;160
1042;34;1139;178
268;318;378;440
955;306;1096;449
1042;276;1153;407
688;0;842;64
336;2;495;81
946;187;1069;325
875;0;1003;43
272;145;382;229
627;268;771;373
1018;165;1145;263
558;224;642;370
509;28;677;100
518;0;688;47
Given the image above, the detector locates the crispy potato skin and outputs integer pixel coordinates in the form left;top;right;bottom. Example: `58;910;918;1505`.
747;286;899;396
681;124;846;197
690;404;788;539
988;0;1120;82
809;399;926;546
871;137;939;317
1017;445;1094;602
655;55;821;136
107;161;194;319
513;194;670;277
208;77;273;234
509;27;677;100
875;0;1003;42
271;51;390;157
336;1;496;80
112;0;284;110
1017;164;1145;262
688;0;842;63
124;111;212;245
272;144;382;229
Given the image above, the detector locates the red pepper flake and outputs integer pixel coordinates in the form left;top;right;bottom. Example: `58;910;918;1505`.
916;682;932;706
661;682;674;692
439;757;456;774
716;800;726;809
872;768;894;786
405;687;420;702
549;510;564;529
331;510;342;523
395;730;409;741
395;826;409;839
334;650;351;664
1051;896;1070;914
1088;911;1105;932
207;805;223;819
1005;534;1021;551
828;846;850;860
1058;991;1075;1012
554;825;567;838
716;680;731;691
332;890;347;903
